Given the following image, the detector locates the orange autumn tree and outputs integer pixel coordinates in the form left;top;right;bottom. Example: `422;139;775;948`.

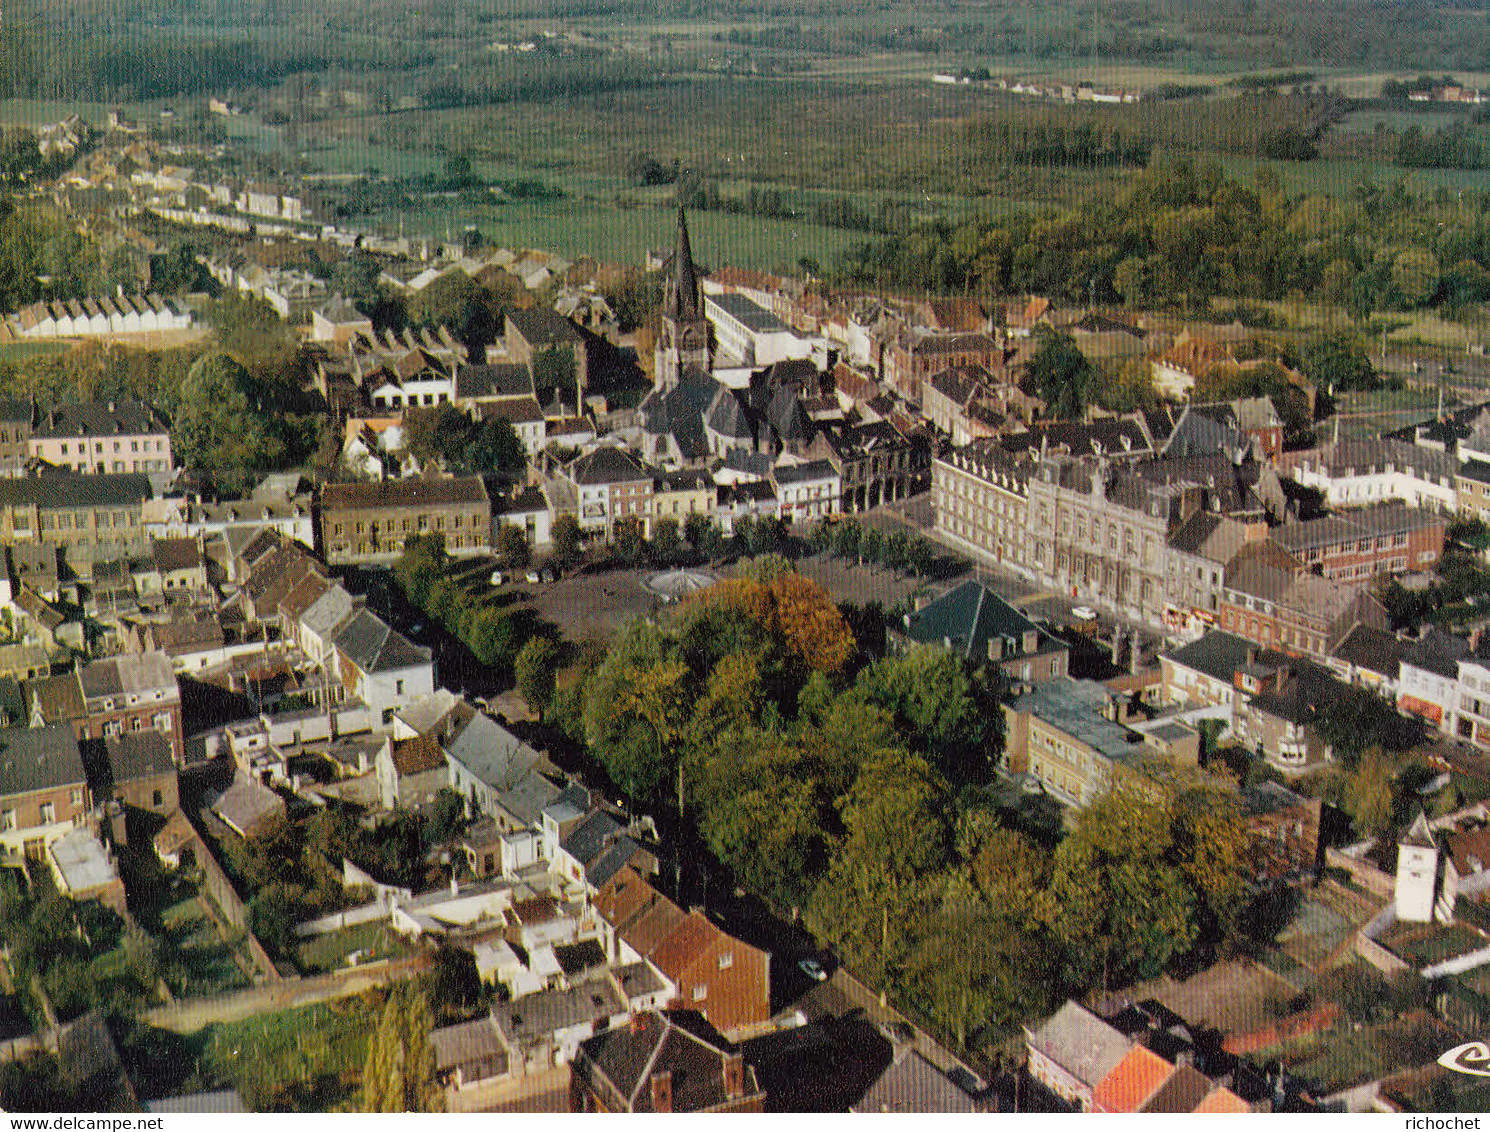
685;557;855;676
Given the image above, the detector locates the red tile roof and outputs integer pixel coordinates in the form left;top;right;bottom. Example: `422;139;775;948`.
1091;1046;1173;1113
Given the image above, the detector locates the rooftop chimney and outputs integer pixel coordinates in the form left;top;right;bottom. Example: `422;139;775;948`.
650;1071;673;1114
723;1053;745;1101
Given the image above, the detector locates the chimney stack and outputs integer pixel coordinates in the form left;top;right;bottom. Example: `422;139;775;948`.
650;1071;673;1114
723;1053;744;1101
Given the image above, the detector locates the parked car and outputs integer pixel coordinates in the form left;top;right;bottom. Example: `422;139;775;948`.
524;570;542;584
798;957;827;982
489;570;506;586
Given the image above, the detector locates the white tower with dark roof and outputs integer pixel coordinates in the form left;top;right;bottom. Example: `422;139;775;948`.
1396;811;1443;922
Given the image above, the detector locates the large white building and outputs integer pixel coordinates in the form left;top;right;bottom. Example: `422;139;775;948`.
705;293;816;369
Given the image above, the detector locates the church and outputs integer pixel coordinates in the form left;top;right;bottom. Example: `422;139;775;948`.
639;208;818;470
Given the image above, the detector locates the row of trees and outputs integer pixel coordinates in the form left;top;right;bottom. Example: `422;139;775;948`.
553;557;1255;1049
806;518;936;576
838;157;1490;315
392;534;554;678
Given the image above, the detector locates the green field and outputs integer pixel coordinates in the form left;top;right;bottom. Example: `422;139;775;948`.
194;994;382;1112
295;921;411;975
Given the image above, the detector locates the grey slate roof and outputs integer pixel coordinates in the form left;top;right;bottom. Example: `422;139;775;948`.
456;362;534;401
0;472;152;509
1402;626;1473;678
570;446;649;486
575;1011;759;1113
900;579;1059;662
507;308;582;348
103;731;175;785
445;709;543;792
853;1047;980;1113
0;724;86;797
708;291;786;333
1331;623;1408;679
333;609;431;674
34;400;168;438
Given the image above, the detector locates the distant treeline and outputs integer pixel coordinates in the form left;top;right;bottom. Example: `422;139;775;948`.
1396;124;1484;170
418;59;665;111
837;157;1490;316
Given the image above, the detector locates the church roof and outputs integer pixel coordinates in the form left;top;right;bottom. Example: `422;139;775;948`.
662;206;702;323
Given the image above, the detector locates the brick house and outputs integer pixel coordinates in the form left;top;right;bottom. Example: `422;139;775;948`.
883;332;1000;403
100;730;179;818
0;723;91;863
569;1011;765;1113
595;866;770;1036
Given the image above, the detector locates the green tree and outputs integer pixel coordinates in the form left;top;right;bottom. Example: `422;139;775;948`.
1391;248;1441;307
1047;777;1248;989
809;750;954;986
1027;326;1098;420
551;514;584;570
361;982;443;1112
832;518;862;562
496;523;531;569
514;636;559;721
860;524;885;565
1301;332;1377;392
173;351;290;496
613;516;647;564
650;516;681;565
393;534;449;609
1347;748;1395;839
854;647;1002;785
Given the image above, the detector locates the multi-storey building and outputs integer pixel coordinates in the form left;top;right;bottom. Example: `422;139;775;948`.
566;447;654;539
0;724;91;863
1284;439;1458;512
770;458;840;522
0;399;32;478
932;440;1034;573
319;476;490;564
1002;677;1151;807
78;651;185;764
1162;512;1259;640
1270;503;1446;582
29;400;173;474
1218;557;1388;659
883;331;1001;404
1025;456;1200;628
0;472;152;558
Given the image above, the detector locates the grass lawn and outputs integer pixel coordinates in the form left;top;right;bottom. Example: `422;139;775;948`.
295;921;411;975
1381;921;1488;967
160;893;254;998
195;993;383;1112
0;340;74;364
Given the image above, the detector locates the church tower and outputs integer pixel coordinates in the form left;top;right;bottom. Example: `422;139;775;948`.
654;205;711;389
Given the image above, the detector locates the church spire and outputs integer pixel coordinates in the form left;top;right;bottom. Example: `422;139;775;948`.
663;204;701;322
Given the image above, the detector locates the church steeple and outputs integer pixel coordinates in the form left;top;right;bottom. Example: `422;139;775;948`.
654;205;710;390
663;205;702;323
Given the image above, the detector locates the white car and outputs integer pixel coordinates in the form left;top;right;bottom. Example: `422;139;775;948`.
489;570;506;586
525;570;542;584
798;957;827;981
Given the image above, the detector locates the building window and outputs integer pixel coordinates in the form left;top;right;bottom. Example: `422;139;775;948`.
39;802;54;824
718;952;734;970
692;984;708;1002
70;789;83;806
152;790;163;807
0;810;13;830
